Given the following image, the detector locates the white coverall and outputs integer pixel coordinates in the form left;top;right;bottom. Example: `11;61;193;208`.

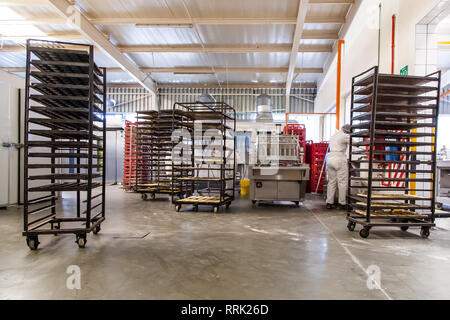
326;130;350;205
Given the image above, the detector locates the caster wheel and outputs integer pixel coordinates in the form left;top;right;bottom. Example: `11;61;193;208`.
175;204;181;212
149;193;156;200
26;236;39;250
226;203;230;210
401;226;409;232
359;227;370;239
76;235;87;248
294;201;300;207
93;225;101;235
193;205;198;212
420;227;430;239
141;193;148;200
213;206;219;213
53;224;60;236
347;222;356;232
252;200;257;205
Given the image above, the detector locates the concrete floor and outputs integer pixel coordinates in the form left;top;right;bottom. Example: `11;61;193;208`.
1;185;450;300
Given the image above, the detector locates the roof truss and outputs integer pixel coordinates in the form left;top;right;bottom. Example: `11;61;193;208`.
0;0;357;87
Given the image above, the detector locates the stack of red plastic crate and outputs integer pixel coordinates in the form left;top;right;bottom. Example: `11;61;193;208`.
284;124;306;162
305;141;329;193
123;121;137;191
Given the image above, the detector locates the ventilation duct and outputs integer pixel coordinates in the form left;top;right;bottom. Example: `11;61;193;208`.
256;94;273;122
198;93;216;107
106;99;116;108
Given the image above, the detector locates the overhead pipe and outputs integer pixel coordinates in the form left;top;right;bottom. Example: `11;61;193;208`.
336;40;344;130
285;112;337;131
440;90;450;98
391;14;396;74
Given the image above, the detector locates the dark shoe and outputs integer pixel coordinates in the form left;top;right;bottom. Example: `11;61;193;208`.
337;204;348;211
326;203;334;210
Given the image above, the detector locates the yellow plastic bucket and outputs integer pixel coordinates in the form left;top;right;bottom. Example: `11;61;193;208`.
240;179;250;196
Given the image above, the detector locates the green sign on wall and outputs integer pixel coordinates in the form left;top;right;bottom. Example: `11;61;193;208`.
400;65;409;75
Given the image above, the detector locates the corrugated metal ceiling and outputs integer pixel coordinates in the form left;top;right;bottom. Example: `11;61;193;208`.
307;2;351;18
0;0;355;86
0;45;121;68
77;0;300;19
2;5;58;20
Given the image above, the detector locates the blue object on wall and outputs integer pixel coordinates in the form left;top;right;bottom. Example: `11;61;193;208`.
386;146;400;161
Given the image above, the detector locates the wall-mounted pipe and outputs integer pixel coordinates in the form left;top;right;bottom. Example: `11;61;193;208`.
378;3;382;67
17;88;22;205
392;14;396;74
336;40;344;130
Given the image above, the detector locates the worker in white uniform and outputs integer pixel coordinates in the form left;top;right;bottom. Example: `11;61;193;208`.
326;124;351;210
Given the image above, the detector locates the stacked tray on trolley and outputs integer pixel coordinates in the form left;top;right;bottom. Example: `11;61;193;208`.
347;66;441;239
23;40;106;250
171;102;236;213
135;110;183;200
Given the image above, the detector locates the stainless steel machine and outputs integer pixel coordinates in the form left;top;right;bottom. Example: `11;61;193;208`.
437;160;450;197
249;132;310;206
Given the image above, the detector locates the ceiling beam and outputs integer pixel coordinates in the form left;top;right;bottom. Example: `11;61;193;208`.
0;0;354;6
0;15;345;25
302;30;339;39
319;0;362;88
91;16;346;25
138;67;323;74
1;43;332;53
0;32;110;41
0;46;24;52
0;18;64;25
0;0;48;5
155;82;317;89
309;0;354;3
286;0;309;99
118;44;332;53
1;66;323;74
45;0;156;95
0;24;337;41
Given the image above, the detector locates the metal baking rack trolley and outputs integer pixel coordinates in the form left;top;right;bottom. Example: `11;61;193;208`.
347;66;440;238
23;39;106;249
134;110;183;200
171;102;236;213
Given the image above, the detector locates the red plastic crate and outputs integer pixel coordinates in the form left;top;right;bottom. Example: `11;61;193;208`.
284;124;307;163
305;141;329;193
123;121;137;191
284;124;306;138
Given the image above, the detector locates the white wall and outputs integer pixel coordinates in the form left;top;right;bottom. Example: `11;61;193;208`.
0;70;25;205
315;0;441;125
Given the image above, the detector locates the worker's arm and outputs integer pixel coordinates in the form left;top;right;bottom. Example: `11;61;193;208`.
345;133;366;159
